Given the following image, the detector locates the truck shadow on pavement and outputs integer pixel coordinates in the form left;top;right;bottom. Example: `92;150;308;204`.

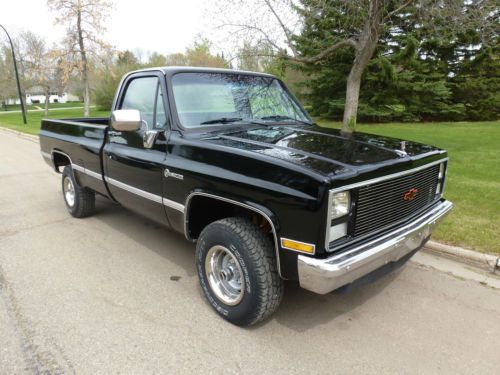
92;197;197;277
275;251;413;332
91;196;408;332
274;271;402;332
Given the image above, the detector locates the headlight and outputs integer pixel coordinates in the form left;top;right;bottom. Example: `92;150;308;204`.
331;191;350;219
327;190;351;245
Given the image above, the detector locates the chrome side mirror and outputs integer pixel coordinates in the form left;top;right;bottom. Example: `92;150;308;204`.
111;109;141;131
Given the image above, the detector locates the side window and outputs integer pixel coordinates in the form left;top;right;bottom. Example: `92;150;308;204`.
120;76;168;129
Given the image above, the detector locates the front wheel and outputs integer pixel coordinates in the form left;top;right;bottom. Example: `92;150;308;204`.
196;217;283;326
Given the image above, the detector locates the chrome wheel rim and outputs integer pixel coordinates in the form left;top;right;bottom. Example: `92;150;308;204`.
63;176;75;207
205;245;245;306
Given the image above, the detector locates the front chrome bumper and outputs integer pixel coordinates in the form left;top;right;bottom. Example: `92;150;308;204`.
297;200;453;294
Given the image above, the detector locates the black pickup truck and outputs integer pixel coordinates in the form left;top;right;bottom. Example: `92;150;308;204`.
39;67;452;326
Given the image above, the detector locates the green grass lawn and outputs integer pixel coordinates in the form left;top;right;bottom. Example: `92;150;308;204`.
0;108;109;135
0;110;498;254
2;102;85;111
317;119;500;254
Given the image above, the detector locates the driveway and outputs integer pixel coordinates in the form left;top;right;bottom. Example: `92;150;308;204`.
1;128;499;374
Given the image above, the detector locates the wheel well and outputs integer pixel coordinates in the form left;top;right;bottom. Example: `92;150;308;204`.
186;195;274;241
52;152;71;173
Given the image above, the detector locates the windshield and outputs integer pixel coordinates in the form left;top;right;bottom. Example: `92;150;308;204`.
171;72;311;128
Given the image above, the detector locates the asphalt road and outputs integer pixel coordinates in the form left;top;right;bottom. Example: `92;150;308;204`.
1;128;499;374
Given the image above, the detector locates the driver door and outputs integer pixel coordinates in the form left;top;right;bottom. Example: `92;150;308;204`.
103;72;170;225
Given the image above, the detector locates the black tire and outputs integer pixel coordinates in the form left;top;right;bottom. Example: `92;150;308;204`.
196;217;283;326
61;165;95;218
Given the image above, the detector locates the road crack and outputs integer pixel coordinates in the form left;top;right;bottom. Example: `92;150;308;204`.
0;217;72;239
0;264;75;374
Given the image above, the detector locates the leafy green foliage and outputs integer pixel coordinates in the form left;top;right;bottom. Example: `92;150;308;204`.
451;48;500;120
291;0;499;122
94;54;141;111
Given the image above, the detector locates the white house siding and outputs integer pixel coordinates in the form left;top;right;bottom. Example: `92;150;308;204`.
6;93;80;105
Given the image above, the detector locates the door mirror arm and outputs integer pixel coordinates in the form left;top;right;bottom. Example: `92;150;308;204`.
143;129;162;149
141;119;165;149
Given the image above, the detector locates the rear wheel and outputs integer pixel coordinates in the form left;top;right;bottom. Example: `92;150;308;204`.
196;217;283;326
62;165;95;218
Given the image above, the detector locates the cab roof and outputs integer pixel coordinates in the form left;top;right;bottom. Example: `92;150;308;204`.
128;66;277;78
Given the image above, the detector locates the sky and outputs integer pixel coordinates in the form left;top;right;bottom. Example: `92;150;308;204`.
1;0;211;57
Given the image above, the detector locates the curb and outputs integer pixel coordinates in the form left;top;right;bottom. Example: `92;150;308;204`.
0;126;39;143
425;241;499;273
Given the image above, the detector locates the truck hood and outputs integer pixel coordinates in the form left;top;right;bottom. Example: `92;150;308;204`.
203;125;443;177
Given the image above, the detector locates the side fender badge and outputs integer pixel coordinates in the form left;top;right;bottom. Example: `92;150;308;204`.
164;169;184;180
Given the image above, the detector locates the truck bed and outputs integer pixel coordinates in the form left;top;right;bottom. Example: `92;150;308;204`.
39;118;110;197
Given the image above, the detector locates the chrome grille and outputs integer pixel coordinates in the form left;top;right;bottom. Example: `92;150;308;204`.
353;164;440;238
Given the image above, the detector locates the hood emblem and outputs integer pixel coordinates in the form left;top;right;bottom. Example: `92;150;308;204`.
395;141;408;157
403;188;418;201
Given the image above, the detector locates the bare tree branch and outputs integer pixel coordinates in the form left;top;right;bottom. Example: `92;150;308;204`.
287;38;358;63
383;0;414;22
221;24;282;51
263;0;298;56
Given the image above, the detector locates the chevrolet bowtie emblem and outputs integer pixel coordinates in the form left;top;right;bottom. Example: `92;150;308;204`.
403;188;418;201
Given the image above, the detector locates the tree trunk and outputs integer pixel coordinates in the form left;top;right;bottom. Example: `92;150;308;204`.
342;62;364;132
341;0;383;133
44;87;50;116
83;73;90;117
76;8;90;117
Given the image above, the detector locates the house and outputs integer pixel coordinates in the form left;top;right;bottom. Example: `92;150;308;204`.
6;87;80;105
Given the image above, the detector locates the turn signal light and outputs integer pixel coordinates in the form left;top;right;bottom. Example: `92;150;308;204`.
281;238;315;254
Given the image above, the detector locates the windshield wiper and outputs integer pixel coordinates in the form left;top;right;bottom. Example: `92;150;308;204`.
200;117;242;125
259;115;312;125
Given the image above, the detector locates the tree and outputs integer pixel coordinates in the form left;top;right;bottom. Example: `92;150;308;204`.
147;52;168;67
161;38;230;67
94;50;141;110
235;41;307;99
47;0;112;117
0;33;31;111
165;53;188;66
299;27;466;122
236;41;282;73
19;31;64;115
117;50;139;66
184;39;230;68
452;47;500;120
237;41;265;71
216;0;497;130
0;45;17;110
93;38;232;110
